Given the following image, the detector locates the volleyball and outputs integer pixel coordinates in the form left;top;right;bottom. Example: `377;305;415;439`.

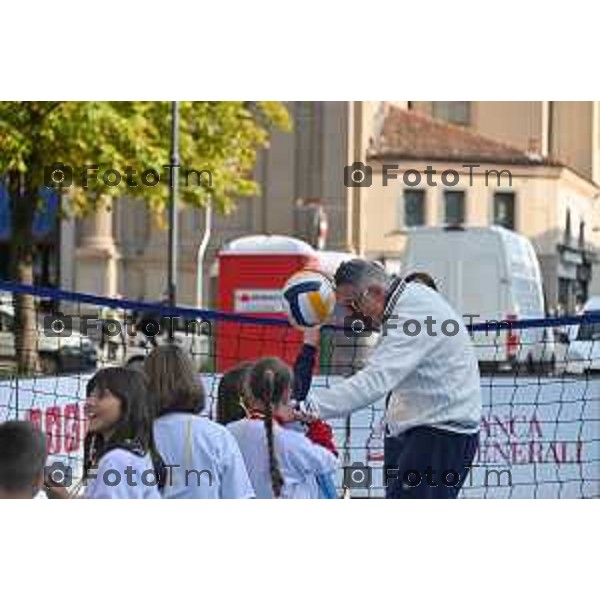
282;270;336;329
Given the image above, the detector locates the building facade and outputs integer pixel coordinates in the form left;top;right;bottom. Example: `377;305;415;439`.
62;101;600;314
364;105;600;313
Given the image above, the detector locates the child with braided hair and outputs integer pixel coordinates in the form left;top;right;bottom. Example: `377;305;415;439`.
216;334;338;455
227;356;337;499
215;361;255;425
259;368;285;498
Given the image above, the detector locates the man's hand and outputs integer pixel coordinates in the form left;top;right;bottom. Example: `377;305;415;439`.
292;400;320;423
303;326;321;348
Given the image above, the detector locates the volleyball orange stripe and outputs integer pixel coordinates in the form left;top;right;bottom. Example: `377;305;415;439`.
308;290;331;322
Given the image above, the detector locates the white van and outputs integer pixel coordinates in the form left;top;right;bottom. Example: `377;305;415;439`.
403;226;555;372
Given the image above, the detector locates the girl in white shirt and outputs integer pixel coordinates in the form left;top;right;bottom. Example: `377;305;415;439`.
45;367;164;499
227;357;338;499
146;345;254;499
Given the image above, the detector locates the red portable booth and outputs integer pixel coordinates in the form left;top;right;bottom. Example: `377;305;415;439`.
216;235;320;372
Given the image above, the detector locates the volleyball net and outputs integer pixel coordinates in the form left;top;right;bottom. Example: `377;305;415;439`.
0;281;598;498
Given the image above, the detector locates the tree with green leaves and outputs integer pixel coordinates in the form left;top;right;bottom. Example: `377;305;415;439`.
0;101;291;373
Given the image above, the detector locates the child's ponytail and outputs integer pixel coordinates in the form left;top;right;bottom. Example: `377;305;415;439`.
262;370;284;498
248;358;292;499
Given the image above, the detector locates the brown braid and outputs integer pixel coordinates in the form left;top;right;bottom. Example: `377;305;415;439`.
248;358;291;499
262;370;285;498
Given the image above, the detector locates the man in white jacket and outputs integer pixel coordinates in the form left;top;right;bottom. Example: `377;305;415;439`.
304;259;481;499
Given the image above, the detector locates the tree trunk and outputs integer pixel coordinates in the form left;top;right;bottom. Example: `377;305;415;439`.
9;170;39;375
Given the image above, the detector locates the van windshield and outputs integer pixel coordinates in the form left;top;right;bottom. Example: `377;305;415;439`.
502;231;538;279
512;277;543;315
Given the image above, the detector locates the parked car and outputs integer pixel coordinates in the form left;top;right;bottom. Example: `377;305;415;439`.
121;309;212;371
403;225;555;373
0;304;97;374
561;297;600;374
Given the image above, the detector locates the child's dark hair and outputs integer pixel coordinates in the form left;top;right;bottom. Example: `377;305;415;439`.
144;344;206;417
83;366;165;488
0;421;47;495
247;357;292;498
216;361;254;425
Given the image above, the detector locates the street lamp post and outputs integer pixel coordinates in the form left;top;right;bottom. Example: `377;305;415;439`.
166;101;179;342
168;101;179;311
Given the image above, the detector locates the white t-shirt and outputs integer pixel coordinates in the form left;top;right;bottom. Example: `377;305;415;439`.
227;419;338;499
84;448;161;499
153;413;255;499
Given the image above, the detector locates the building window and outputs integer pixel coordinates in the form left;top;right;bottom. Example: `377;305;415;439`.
494;192;516;230
432;101;471;126
402;189;426;227
444;190;466;225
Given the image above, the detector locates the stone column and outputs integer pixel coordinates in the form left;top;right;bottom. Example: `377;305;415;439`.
141;211;170;302
75;196;120;298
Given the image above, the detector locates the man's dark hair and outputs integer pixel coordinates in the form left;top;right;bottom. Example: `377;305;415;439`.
0;421;47;493
334;259;389;290
404;271;438;291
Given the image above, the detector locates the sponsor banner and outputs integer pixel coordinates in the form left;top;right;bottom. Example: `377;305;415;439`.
233;289;285;313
